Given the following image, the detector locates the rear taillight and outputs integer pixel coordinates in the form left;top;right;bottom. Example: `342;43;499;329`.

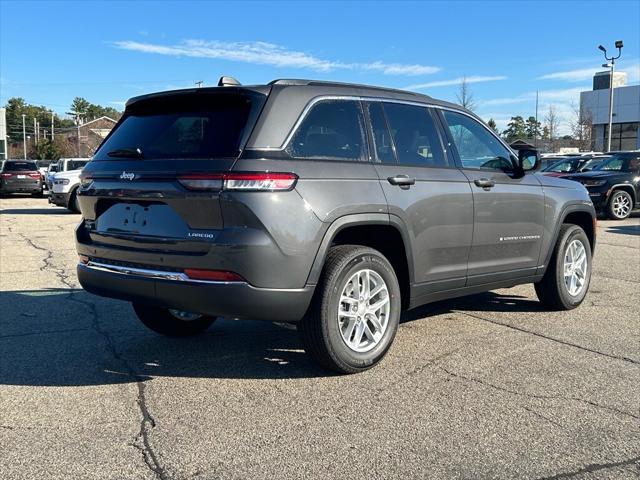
223;172;297;191
184;269;244;282
28;172;41;179
177;172;297;192
0;173;12;178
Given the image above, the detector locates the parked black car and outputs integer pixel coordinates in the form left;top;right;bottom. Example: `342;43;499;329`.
0;160;43;196
563;151;640;220
76;77;596;373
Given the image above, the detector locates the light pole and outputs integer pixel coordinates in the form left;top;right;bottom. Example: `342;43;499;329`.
598;40;623;152
21;114;27;159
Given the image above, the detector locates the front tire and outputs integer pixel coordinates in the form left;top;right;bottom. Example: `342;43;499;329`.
299;245;401;374
132;304;217;337
535;224;592;310
68;189;80;213
607;190;633;220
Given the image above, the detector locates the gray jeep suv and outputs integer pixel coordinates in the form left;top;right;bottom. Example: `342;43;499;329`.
76;78;596;373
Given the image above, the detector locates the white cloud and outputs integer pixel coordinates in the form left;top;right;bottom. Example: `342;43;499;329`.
405;75;507;90
113;40;441;76
481;87;588;107
539;62;640;83
538;67;600;82
478;87;591;136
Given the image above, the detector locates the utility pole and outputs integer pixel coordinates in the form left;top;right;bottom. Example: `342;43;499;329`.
33;118;38;146
76;114;82;157
195;80;203;88
51;111;55;139
534;90;539;149
22;114;27;159
598;41;623;152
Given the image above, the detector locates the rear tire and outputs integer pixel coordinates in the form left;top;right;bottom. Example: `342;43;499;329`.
299;245;401;374
606;190;633;220
535;224;591;310
132;303;217;337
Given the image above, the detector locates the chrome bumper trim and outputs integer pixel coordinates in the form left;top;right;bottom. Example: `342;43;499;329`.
82;261;238;285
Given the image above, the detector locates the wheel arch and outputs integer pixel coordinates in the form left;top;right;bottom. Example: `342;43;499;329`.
608;184;637;206
540;203;596;276
307;214;414;310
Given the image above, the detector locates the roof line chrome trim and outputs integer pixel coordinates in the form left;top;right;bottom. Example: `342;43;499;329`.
250;94;514;155
82;261;241;285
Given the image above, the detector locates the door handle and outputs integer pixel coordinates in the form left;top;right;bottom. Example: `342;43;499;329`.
387;175;416;188
474;178;495;189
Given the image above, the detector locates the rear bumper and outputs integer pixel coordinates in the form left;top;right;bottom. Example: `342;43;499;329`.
0;182;42;194
77;262;314;323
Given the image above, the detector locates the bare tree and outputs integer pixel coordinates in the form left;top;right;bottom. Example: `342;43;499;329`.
456;76;477;111
544;105;560;152
569;101;593;151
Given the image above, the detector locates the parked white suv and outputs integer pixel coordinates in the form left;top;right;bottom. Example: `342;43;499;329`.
49;168;83;212
47;158;90;190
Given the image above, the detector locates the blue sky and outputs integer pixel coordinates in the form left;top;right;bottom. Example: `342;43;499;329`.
1;0;639;133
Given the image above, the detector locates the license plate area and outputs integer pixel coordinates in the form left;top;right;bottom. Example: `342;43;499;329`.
95;203;190;238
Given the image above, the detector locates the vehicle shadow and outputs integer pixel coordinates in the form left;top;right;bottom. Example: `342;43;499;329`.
0;208;74;215
0;288;544;387
0;288;326;387
605;224;640;236
401;291;544;323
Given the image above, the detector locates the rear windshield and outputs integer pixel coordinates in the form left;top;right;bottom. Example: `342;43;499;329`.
4;161;38;171
94;91;265;161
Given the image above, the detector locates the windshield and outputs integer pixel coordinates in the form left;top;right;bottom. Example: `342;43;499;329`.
579;158;605;172
94;91;265;161
4;161;38;172
67;160;89;171
544;159;578;173
595;154;640;172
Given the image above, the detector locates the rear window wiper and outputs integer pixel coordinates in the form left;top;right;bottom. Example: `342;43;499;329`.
107;148;144;158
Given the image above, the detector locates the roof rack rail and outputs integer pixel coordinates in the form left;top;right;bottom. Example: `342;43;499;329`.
268;78;426;97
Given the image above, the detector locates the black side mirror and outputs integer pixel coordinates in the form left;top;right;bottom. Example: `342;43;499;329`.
517;149;540;173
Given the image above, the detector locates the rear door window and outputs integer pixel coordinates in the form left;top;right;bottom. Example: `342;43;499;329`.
288;100;366;161
367;102;396;164
382;103;448;167
94;92;264;161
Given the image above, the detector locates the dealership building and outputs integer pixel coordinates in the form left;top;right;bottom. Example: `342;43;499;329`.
580;70;640;151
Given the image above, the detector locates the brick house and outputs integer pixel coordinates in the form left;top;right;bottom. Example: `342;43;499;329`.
77;116;118;157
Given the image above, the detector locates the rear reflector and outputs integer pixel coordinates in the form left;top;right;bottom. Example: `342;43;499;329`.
177;174;223;191
184;269;244;282
177;172;297;192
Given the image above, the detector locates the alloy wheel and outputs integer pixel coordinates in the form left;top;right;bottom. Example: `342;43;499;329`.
337;269;390;353
612;193;631;219
563;239;588;296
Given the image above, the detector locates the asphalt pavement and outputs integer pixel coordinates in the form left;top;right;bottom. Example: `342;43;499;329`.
1;196;639;480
